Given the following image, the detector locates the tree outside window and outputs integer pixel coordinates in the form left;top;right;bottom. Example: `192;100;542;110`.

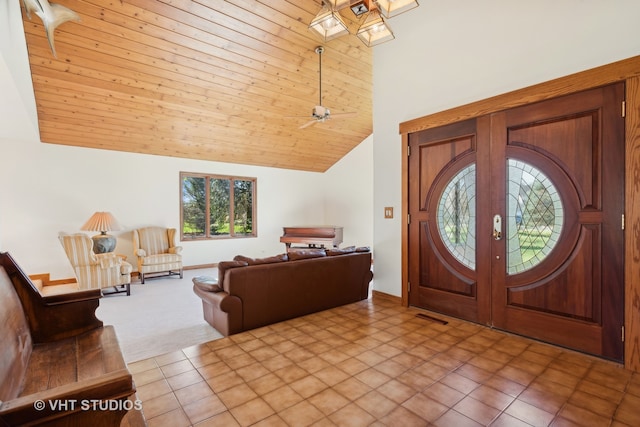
181;172;256;240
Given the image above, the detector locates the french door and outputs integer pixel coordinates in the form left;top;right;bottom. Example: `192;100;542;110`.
408;83;625;361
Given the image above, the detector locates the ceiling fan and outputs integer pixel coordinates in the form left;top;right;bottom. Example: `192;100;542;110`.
296;46;356;129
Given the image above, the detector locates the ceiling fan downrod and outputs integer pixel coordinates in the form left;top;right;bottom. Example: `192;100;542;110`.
315;46;324;107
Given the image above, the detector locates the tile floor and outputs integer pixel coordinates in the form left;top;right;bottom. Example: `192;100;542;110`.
128;294;640;426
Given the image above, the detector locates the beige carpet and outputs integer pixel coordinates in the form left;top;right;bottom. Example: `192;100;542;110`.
96;268;223;363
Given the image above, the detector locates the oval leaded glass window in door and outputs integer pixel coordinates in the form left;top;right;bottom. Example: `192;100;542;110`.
506;159;563;274
437;164;476;270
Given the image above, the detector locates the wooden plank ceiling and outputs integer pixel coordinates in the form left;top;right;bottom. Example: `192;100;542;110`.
20;0;373;172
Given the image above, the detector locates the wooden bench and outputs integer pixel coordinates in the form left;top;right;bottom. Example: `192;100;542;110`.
0;252;139;426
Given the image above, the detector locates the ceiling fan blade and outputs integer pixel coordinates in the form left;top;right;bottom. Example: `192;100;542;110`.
299;120;318;129
329;112;357;118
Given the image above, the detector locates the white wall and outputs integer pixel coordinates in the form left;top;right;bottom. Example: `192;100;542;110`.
0;2;374;280
0;0;37;136
324;135;374;249
372;0;640;296
0;134;331;278
0;133;374;279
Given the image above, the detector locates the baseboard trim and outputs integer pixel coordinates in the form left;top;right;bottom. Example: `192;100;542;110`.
185;263;216;270
372;290;401;304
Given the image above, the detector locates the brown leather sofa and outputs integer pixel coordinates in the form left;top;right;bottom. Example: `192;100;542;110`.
192;248;373;336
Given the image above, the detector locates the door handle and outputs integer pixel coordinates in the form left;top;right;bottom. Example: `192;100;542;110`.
493;215;502;240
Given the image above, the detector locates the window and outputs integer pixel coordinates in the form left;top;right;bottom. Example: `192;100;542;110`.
180;172;256;240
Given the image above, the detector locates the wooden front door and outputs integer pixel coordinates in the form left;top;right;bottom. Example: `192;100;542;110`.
408;83;625;361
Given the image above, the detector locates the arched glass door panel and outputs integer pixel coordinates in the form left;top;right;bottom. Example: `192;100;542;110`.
437;163;476;270
506;159;563;274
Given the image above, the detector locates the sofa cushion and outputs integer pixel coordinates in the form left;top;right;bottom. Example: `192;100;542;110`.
233;253;288;265
218;260;248;285
287;248;327;261
326;246;356;256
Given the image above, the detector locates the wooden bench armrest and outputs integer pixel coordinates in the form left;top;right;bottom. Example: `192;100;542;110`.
40;288;102;306
30;290;104;343
0;253;104;343
0;369;135;426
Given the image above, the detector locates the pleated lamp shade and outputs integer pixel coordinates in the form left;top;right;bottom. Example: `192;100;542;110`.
81;212;122;253
81;212;122;232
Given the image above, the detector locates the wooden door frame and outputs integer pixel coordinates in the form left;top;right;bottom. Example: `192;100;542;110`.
400;55;640;372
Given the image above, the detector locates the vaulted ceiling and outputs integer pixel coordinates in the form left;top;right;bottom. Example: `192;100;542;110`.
20;0;373;172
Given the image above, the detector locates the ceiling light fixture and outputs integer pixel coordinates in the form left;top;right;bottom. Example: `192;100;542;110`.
309;0;418;47
308;3;350;42
356;9;394;47
374;0;420;18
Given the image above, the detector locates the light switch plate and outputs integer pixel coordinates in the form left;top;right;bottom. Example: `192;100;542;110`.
384;207;394;219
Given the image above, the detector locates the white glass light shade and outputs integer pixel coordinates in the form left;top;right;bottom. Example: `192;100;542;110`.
309;6;349;42
374;0;419;18
356;10;394;47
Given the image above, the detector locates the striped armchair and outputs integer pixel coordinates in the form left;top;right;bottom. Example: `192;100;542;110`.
59;233;133;295
132;227;183;284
